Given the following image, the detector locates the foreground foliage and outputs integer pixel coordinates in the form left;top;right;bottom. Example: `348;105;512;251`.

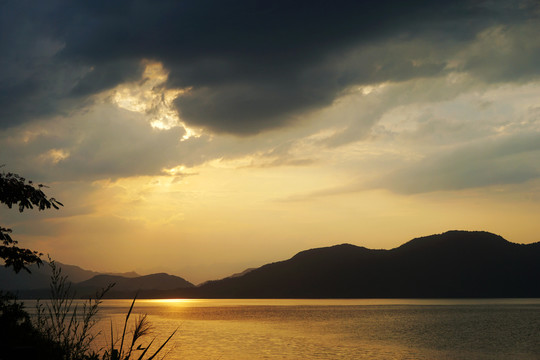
0;291;64;360
0;261;176;360
103;297;177;360
0;168;63;273
34;260;111;360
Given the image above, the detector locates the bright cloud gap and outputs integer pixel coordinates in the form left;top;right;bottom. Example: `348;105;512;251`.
109;60;200;140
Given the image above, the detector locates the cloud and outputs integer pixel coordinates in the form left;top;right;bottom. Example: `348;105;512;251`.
2;0;539;135
457;22;540;83
281;132;540;201
2;0;540;185
69;60;145;97
372;132;540;194
273;78;540;201
0;104;187;181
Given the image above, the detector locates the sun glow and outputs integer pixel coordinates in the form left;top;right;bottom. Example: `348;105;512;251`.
39;148;70;164
108;60;201;139
162;165;186;176
146;298;198;304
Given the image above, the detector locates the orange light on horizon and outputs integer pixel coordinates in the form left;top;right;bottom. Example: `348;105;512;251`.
144;298;202;306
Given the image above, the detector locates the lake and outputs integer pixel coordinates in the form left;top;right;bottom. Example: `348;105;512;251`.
24;298;540;359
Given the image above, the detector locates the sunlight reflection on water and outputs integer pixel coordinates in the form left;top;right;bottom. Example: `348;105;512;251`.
24;299;540;360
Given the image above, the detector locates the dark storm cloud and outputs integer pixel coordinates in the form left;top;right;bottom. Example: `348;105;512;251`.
1;0;538;133
0;0;65;127
69;60;145;97
461;23;540;84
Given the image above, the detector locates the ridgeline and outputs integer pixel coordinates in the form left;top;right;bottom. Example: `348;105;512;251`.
4;231;540;298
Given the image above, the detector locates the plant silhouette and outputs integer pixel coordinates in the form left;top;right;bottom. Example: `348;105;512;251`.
0;167;63;273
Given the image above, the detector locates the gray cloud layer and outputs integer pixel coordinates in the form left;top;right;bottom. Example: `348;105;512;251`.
376;132;540;194
2;0;539;134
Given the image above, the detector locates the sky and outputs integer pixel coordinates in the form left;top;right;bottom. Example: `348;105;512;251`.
1;0;540;284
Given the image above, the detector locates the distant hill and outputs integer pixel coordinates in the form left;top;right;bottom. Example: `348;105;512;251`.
0;260;183;298
0;261;104;291
0;251;193;298
5;231;540;299
75;273;194;297
186;231;540;298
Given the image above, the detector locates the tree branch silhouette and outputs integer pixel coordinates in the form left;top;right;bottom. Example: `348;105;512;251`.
0;167;63;273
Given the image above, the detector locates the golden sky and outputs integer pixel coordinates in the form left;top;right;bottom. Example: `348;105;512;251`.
1;1;540;283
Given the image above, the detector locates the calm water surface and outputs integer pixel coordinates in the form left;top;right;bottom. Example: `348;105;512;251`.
26;299;540;359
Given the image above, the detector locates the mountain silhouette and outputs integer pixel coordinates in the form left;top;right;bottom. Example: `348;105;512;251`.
187;231;540;298
4;231;540;298
75;273;194;295
0;261;105;291
1;262;191;298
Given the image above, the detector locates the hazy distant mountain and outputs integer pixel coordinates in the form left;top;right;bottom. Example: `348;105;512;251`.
189;231;540;298
0;259;144;295
75;273;194;296
0;261;103;291
108;271;140;278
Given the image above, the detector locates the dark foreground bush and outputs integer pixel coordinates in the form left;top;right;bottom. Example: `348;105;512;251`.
0;292;65;360
1;261;176;360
